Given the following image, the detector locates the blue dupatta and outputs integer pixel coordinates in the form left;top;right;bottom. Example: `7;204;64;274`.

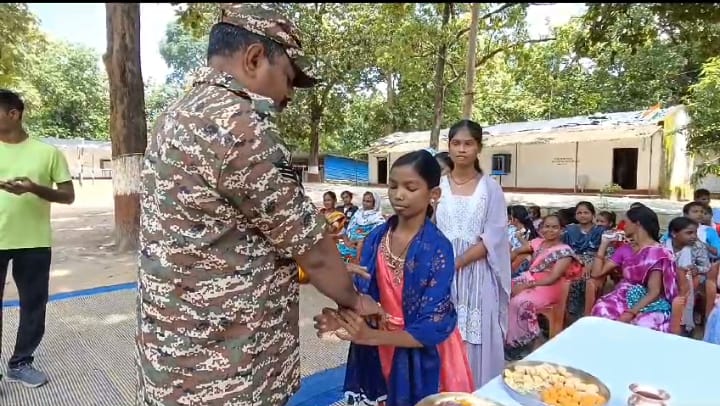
344;216;457;406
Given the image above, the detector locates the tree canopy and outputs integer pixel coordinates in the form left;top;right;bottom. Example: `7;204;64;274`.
4;2;720;180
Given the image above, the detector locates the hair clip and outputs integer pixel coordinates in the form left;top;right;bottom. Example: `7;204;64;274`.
423;147;438;157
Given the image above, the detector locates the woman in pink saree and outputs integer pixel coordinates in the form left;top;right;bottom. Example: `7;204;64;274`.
590;206;678;332
505;214;582;360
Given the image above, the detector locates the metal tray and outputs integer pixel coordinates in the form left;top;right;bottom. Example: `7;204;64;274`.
416;392;507;406
501;360;611;406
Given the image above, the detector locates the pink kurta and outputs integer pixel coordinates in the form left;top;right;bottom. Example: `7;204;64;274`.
376;254;475;392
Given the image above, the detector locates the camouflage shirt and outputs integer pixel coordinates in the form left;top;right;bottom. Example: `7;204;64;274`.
135;67;324;406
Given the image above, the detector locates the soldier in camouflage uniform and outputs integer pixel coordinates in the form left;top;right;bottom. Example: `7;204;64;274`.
136;4;380;405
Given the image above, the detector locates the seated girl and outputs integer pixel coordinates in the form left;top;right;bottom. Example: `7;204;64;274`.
597;210;626;284
508;205;539;278
337;191;385;263
505;214;581;360
337;190;359;222
563;201;606;321
664;216;710;334
313;150;474;405
528;205;542;232
589;206;678;332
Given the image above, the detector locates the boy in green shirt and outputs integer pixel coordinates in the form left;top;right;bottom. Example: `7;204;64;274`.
0;90;75;388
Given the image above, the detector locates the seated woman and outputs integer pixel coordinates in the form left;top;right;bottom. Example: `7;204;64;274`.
319;191;346;235
589;206;678;332
505;214;581;360
338;192;385;263
299;193;347;284
337;190;359;222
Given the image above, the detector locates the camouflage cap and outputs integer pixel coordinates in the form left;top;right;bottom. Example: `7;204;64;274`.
219;3;318;88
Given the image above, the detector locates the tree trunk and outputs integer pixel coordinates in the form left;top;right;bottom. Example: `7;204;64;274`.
103;3;147;252
429;3;452;150
462;3;480;119
307;93;322;182
384;72;396;136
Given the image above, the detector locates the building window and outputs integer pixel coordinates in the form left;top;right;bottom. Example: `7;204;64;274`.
491;153;512;175
100;159;112;170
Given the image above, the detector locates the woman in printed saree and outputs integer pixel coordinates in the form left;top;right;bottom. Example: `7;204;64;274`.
590;206;678;332
313;150;474;406
435;120;511;389
563;201;606;321
505;214;582;360
338;191;386;263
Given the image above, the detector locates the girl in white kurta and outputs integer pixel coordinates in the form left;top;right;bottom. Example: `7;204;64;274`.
435;120;511;389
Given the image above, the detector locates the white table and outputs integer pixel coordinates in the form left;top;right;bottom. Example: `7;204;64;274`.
474;316;719;405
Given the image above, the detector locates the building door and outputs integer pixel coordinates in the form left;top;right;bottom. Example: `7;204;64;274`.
377;157;388;185
612;148;639;190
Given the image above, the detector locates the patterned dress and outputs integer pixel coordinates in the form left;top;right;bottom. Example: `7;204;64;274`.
563;224;605;319
505;239;580;360
435;175;511;389
591;244;678;332
508;225;530;278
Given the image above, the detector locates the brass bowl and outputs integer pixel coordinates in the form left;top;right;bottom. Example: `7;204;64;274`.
415;392;506;406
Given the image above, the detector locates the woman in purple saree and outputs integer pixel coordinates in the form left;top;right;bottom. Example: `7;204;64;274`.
590;206;678;332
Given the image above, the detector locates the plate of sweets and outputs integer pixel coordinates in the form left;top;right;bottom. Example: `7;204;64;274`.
502;361;610;406
415;392;506;406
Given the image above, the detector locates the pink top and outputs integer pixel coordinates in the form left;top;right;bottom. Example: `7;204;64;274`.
375;253;475;392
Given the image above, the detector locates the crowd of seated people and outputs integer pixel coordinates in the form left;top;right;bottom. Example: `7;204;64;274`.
314;186;720;356
503;189;720;358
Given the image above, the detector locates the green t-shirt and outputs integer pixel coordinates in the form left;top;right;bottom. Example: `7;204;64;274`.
0;137;72;250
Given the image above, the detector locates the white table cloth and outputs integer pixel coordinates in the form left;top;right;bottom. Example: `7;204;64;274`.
474;316;720;405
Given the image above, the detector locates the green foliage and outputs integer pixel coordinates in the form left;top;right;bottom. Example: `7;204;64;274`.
1;6;109;140
162;1;717;174
18;40;110;139
145;83;183;128
577;3;720;98
575;3;720;179
160;22;207;86
687;57;720;180
0;3;44;87
474;19;688;124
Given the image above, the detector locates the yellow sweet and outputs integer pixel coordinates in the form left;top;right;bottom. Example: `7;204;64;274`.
540;384;605;406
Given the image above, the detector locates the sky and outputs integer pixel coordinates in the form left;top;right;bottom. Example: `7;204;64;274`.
27;3;587;85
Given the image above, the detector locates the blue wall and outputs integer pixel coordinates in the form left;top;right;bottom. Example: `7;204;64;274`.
324;155;368;183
